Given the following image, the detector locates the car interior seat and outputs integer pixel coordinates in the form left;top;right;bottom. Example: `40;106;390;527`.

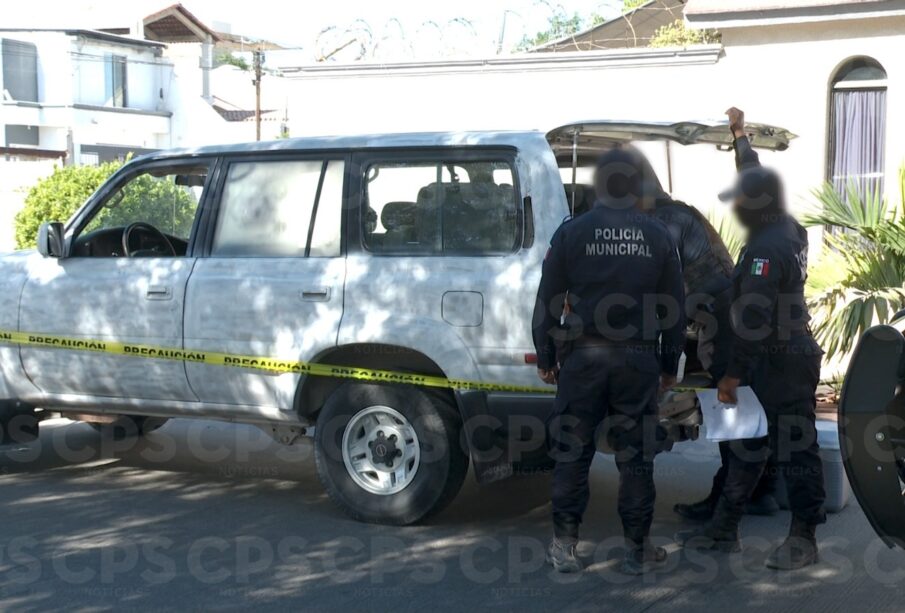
380;201;418;250
417;180;518;253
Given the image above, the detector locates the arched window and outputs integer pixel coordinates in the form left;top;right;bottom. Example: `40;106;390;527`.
828;57;887;203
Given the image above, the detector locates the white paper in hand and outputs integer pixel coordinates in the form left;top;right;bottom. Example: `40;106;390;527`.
695;386;768;442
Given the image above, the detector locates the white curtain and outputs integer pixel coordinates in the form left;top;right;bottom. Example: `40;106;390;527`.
830;88;887;203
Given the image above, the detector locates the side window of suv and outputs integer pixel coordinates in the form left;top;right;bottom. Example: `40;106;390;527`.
362;158;519;255
212;159;344;257
71;163;209;258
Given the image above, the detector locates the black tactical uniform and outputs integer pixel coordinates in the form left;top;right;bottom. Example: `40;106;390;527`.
724;136;826;524
638;155;735;379
534;149;685;559
678;135;826;568
641;171;782;520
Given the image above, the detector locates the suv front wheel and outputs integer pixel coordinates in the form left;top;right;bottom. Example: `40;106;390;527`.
314;383;468;525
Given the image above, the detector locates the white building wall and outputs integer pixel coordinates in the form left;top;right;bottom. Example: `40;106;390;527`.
718;16;905;215
3;15;902;253
0;159;57;252
279;14;905;237
0;31;174;250
166;45;259;148
0;31;170;111
30;33;74;107
68;35;168;111
165;47;288;147
280;49;784;244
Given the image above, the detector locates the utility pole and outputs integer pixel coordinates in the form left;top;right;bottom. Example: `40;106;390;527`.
497;10;521;54
497;11;509;54
252;49;263;141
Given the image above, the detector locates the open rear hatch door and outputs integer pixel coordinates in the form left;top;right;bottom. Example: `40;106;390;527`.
546;120;796;165
838;325;905;548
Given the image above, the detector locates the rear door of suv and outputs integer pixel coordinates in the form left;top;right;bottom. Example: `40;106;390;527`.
339;147;539;388
182;152;349;410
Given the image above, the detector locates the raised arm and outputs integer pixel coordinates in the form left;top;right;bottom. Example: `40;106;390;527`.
726;107;761;170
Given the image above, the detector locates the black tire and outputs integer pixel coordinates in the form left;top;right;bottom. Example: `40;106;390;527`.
89;415;168;438
314;383;468;525
0;401;38;445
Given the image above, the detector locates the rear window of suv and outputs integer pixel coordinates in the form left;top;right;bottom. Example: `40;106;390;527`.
362;159;520;255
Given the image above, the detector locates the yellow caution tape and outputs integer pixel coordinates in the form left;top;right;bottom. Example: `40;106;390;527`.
0;329;558;394
0;329;704;395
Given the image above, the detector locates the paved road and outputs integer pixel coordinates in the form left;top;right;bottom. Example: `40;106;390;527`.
1;417;903;612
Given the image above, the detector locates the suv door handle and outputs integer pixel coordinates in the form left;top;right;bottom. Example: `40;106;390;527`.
301;288;331;302
147;285;172;300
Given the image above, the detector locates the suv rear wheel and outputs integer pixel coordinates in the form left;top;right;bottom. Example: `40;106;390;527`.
314;383;468;525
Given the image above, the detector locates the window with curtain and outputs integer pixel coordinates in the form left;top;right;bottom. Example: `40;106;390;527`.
828;57;887;204
2;38;38;102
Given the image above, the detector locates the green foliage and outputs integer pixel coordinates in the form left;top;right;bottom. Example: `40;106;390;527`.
707;208;744;262
804;247;846;298
15;162;118;250
15;161;197;250
216;52;250;71
623;0;647;12
82;173;197;239
515;6;719;51
517;11;585;50
803;170;905;358
649;19;721;47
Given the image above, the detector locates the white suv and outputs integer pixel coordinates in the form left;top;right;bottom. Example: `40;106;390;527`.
0;122;793;524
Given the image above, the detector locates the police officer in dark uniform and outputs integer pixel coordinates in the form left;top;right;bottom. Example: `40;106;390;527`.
631;150;781;521
676;108;826;570
635;150;735;379
534;148;686;575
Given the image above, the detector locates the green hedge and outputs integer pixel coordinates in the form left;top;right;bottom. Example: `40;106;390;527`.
14;161;196;250
15;162;118;250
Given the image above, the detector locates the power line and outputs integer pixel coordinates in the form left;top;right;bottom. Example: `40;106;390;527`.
0;49;174;67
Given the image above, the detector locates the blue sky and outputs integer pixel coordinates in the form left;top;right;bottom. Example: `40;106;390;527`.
9;0;627;61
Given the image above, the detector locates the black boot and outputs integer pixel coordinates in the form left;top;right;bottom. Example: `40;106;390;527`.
547;537;582;573
745;493;780;516
673;495;716;522
765;517;818;570
675;497;742;553
620;539;668;575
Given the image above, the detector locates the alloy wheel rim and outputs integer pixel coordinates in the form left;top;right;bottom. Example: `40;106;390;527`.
341;405;420;495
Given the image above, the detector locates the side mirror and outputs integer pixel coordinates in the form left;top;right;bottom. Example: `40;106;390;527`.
36;222;64;258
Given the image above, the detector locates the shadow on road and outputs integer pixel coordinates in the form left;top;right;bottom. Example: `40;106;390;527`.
1;417;903;612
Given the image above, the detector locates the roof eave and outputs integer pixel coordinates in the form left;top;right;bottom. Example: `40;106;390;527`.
143;3;220;42
0;28;166;49
686;2;905;29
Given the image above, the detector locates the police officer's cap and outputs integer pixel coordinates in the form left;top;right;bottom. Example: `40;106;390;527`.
718;166;783;208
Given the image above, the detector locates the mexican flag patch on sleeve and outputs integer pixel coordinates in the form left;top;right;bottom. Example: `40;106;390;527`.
750;258;771;276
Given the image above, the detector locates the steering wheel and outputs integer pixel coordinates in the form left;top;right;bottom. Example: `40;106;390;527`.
122;222;177;257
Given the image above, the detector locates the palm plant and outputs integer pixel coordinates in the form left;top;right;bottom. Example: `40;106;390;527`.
707;209;744;261
802;166;905;358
